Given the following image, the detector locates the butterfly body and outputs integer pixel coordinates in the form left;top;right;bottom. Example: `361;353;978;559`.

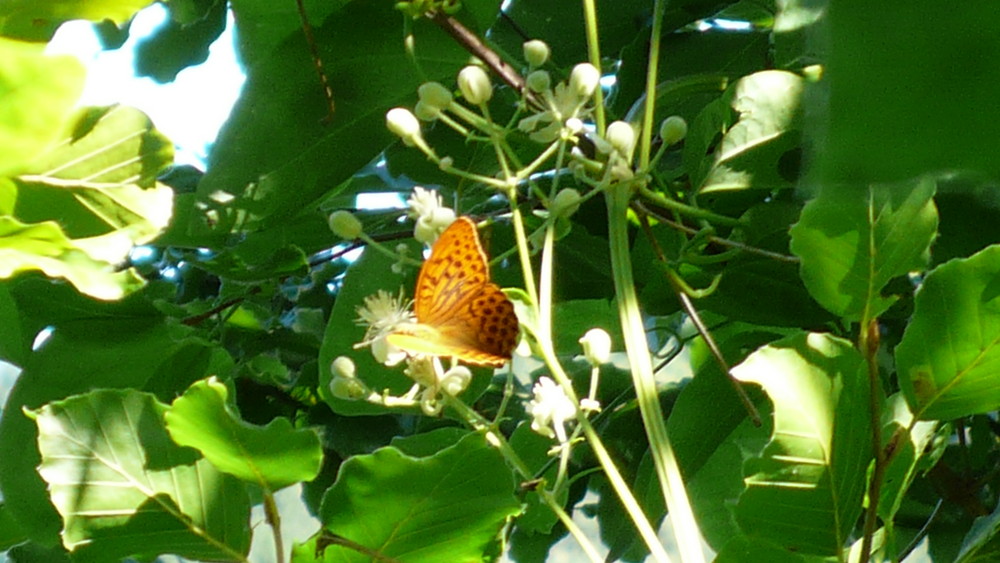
387;217;518;367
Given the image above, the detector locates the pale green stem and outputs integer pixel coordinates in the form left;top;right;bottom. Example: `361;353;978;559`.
445;395;603;562
480;103;514;181
606;183;704;563
514;139;563;183
638;185;743;227
580;0;606;134
638;0;666;170
539;223;556;344
357;233;423;267
508;197;540;307
538;341;673;563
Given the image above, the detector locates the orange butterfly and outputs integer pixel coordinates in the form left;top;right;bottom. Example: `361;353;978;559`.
387;217;519;367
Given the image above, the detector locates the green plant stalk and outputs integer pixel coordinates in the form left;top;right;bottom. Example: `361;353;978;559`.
639;185;743;227
638;0;666;170
445;396;603;562
606;183;705;563
580;0;606;134
537;341;673;563
263;489;285;563
858;318;885;563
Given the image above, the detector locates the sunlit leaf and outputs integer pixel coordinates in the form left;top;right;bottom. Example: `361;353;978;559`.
0;38;84;176
292;432;519;563
0;0;153;41
732;332;871;556
790;177;937;321
896;245;1000;420
166;376;322;490
30;389;250;562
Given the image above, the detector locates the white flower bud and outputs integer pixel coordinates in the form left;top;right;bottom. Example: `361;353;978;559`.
606;121;636;157
457;65;492;105
526;70;551;93
428;207;456;230
328;210;363;239
331;356;357;379
414;216;439;245
550;188;581;217
569;63;600;99
579;328;611;366
659;115;688;146
523;39;550;67
418;81;453;109
564;117;584;134
386;107;422;146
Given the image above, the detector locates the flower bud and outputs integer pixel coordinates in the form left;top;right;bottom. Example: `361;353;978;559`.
526;70;551;93
418;81;453;109
428;207;456;230
569;63;600;99
523;39;550;67
330;376;367;400
457;65;492;105
414;100;440;121
328;210;363;239
386;107;422;146
414;216;439;245
331;356;357;379
550;188;581;217
441;366;472;396
579;328;611;366
606;121;636;157
659;115;688;146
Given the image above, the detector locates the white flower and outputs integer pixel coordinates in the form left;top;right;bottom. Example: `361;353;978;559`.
526;377;578;441
355;289;414;366
407;187;455;244
441;365;472;396
517;64;596;143
579;328;611;366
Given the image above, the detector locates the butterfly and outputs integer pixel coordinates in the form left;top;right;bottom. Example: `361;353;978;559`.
387;217;519;367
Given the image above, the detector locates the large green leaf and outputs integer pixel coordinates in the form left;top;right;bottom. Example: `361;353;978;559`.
0;38;84;176
165;376;323;490
0;317;228;545
789;178;938;321
0;0;153;41
294;432;519;562
732;332;871;556
0;217;145;300
896;245;1000;420
30;389;250;562
195;0;466;234
695;70;804;195
817;0;1000;183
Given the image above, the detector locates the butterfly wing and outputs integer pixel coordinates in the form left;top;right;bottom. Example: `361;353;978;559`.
388;217;519;366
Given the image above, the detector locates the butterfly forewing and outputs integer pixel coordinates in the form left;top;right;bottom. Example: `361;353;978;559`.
391;217;519;366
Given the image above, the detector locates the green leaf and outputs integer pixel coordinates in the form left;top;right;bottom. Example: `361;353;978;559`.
196;0;466;234
0;217;145;300
0;317;227;544
877;394;943;522
0;0;154;41
713;535;806;563
896;245;1000;420
957;500;1000;563
789;177;938;321
165;376;323;490
134;0;227;82
818;1;1000;183
0;501;27;551
30;389;250;562
297;432;519;562
0;38;85;176
732;332;871;556
697;70;804;195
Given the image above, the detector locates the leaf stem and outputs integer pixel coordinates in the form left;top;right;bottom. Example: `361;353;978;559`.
263;489;285;563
